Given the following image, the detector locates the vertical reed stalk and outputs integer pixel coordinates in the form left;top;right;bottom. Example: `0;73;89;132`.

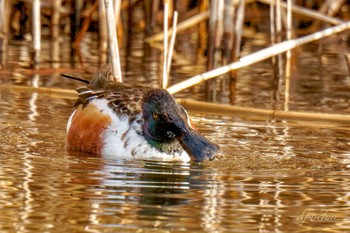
222;0;236;101
105;0;122;82
167;20;350;94
345;54;350;77
162;0;169;88
258;0;343;25
166;11;178;78
214;1;224;60
0;1;4;34
0;0;11;69
32;0;41;63
276;0;282;42
0;0;3;69
51;0;61;40
207;2;215;69
286;0;292;48
51;0;61;67
206;0;224;100
207;1;216;99
276;0;283;74
284;0;293;111
206;0;224;101
208;0;224;70
99;0;108;64
198;0;209;57
270;0;277;80
223;0;235;63
270;0;276;45
234;0;245;60
275;0;284;98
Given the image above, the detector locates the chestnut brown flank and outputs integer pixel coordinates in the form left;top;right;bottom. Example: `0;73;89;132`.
67;104;112;154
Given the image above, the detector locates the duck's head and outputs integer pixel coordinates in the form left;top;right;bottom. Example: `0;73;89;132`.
142;89;219;162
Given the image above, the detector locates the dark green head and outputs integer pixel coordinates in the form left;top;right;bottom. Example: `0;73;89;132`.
141;89;219;162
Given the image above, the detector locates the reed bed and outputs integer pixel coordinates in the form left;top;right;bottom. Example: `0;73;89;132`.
1;0;350;123
178;98;350;125
105;0;122;82
167;20;350;94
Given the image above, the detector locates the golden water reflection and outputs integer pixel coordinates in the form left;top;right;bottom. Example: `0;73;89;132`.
1;87;350;232
1;19;350;231
1;155;350;232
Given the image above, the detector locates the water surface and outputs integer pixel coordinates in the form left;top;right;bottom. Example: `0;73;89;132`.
1;19;350;232
1;84;350;232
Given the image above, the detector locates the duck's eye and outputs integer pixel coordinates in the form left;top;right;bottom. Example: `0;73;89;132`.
152;112;159;120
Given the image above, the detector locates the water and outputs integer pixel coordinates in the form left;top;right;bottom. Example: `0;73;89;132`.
1;22;350;232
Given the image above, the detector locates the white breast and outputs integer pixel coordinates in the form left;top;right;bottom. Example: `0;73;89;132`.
90;98;191;162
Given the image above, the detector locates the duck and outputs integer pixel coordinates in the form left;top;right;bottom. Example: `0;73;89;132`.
65;65;219;162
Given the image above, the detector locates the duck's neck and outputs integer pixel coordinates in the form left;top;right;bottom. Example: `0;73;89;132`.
144;135;183;154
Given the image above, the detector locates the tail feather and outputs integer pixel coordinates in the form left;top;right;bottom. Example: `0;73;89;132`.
62;64;120;90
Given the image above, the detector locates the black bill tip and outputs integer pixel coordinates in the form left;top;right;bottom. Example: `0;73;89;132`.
179;129;219;162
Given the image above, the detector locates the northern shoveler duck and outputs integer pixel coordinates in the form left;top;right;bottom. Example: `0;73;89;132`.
65;65;219;162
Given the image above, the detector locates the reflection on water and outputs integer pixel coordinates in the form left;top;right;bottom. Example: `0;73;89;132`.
1;87;350;232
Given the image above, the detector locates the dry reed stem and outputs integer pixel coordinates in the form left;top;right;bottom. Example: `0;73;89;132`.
223;0;235;62
258;0;344;25
235;0;245;59
33;0;41;63
51;0;61;67
167;21;350;94
284;0;292;111
276;0;282;41
5;82;350;126
178;98;350;125
0;0;11;37
4;81;350;126
105;0;122;82
0;0;11;69
270;0;275;44
149;0;341;43
207;0;224;72
51;0;61;39
162;1;169;88
99;0;108;64
167;11;178;77
0;1;4;34
275;0;284;78
345;54;350;76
